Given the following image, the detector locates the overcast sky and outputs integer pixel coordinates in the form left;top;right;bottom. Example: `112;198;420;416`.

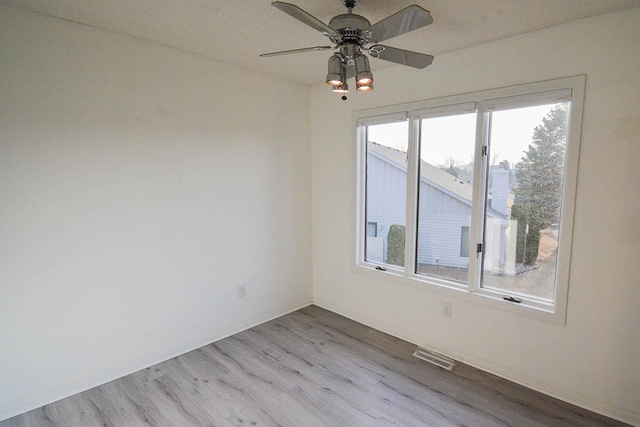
367;104;561;166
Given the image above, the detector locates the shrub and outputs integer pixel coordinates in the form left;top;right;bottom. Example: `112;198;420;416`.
387;224;405;267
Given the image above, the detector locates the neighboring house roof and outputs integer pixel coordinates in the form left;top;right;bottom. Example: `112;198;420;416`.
368;141;473;201
368;142;505;218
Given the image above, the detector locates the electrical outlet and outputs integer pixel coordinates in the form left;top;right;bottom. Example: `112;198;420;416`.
237;285;247;298
442;302;451;318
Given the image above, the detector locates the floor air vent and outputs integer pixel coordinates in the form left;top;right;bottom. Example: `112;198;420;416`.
412;347;456;370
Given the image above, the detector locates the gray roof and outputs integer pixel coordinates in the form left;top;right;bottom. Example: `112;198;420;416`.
368;142;474;204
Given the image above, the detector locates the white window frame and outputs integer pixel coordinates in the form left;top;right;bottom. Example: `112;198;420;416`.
355;76;585;324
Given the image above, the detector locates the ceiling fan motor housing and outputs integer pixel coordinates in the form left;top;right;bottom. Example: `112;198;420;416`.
330;14;370;33
329;14;372;50
329;13;371;60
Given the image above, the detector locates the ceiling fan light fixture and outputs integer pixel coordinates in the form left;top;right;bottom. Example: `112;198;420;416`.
355;54;373;85
332;81;349;93
327;76;343;86
326;55;343;86
357;82;373;92
357;74;373;85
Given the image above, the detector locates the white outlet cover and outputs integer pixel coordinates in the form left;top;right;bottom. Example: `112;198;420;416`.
442;302;451;317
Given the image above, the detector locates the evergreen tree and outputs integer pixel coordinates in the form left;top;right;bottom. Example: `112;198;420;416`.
512;105;567;265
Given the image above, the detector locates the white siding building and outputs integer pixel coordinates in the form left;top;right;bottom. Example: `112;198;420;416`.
367;142;509;271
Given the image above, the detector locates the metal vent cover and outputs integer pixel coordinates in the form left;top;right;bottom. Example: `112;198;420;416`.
412;347;456;371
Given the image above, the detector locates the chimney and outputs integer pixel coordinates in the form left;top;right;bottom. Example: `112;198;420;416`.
490;168;510;216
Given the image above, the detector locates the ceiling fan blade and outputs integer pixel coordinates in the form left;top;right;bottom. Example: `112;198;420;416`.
368;45;434;69
366;5;433;43
272;1;337;37
260;46;333;57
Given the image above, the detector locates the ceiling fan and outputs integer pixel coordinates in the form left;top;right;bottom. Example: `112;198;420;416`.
261;0;434;97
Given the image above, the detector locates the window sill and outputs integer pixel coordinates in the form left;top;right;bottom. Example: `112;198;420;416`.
355;262;565;325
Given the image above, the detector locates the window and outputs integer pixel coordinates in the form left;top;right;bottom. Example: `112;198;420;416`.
362;114;408;267
480;102;570;302
416;106;476;284
356;77;585;323
366;222;378;238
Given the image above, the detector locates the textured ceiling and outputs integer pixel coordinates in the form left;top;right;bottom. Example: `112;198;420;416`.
3;0;640;86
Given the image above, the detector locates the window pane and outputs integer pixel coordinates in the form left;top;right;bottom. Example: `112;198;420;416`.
482;103;569;301
365;121;408;267
366;222;378;237
415;113;476;283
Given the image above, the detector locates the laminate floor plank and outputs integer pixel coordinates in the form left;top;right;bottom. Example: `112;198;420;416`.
212;371;288;427
1;305;630;427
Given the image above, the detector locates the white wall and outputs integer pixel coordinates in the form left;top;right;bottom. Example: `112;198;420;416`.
311;8;640;425
0;5;312;420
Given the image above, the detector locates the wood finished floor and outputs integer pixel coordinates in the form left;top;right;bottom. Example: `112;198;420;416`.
1;305;630;427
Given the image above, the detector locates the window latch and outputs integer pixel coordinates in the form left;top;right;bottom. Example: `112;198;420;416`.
476;243;483;253
375;265;387;272
503;296;522;303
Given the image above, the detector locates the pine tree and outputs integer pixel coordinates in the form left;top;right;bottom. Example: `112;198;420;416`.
512;105;567;265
